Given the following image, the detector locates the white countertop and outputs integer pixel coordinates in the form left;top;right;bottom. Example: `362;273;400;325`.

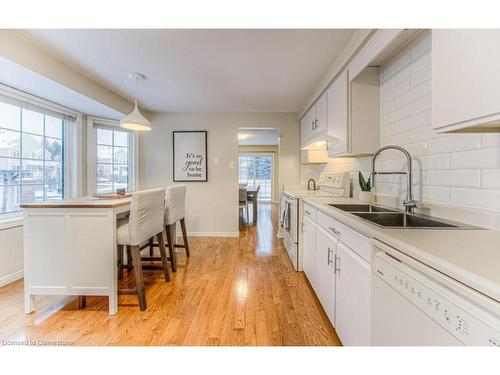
302;197;500;303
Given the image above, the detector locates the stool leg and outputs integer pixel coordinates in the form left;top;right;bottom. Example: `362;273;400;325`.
165;224;177;272
149;237;154;257
156;231;170;282
180;218;190;257
131;245;146;311
78;296;87;309
117;244;124;280
127;246;133;271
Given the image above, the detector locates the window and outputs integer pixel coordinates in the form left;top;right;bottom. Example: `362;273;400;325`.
238;153;273;201
89;118;137;195
0;100;68;215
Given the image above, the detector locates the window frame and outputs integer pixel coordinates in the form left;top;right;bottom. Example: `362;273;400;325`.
238;152;274;202
0;84;78;220
86;116;139;195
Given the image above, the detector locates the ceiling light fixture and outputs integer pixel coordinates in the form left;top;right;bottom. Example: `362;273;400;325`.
120;72;151;131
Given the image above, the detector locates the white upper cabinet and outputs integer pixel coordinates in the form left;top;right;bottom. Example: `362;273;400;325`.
315;92;328;134
327;70;349;157
432;30;500;132
300;107;315;146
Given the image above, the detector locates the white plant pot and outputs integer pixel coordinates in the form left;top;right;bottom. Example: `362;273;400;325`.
358;191;373;203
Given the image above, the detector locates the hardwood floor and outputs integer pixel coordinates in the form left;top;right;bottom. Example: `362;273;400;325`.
0;204;341;346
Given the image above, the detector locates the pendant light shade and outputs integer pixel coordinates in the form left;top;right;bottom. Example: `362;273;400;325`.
120;99;151;131
120;72;151;131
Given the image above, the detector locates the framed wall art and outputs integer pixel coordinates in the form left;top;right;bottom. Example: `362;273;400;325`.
173;130;208;182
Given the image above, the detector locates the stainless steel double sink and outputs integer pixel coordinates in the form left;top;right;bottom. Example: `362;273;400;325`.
328;204;480;229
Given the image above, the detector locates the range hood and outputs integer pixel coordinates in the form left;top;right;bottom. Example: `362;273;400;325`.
301;130;328;164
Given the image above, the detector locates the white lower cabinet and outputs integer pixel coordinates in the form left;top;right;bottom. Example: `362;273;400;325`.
335;241;371;346
314;226;337;324
302;215;317;287
301;207;372;345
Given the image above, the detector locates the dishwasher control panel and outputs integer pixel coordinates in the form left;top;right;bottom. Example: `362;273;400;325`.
374;253;500;346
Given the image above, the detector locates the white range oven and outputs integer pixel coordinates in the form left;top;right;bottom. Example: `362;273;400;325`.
280;172;350;271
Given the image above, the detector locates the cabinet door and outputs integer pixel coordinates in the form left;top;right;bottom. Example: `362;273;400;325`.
315;92;328;134
302;216;317;287
327;70;349;157
335;242;371;346
300;107;315;147
432;30;500;131
315;226;337;325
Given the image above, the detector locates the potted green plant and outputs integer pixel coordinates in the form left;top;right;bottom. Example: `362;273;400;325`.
358;171;373;203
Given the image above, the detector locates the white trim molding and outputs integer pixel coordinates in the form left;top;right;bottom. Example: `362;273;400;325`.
187;232;239;238
0;270;23;288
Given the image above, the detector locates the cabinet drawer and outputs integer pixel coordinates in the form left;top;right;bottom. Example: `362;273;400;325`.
316;211;371;263
303;203;317;222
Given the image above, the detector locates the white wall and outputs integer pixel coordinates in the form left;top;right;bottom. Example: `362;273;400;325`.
0;225;23;287
303;32;500;229
140;112;300;236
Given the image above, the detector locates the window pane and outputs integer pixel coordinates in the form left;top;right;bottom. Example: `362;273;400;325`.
22;133;44;160
22;160;44;184
0;129;21;158
97;184;113;194
97;163;112;184
113;146;128;165
0;102;21;131
22;109;44;135
21;184;44;203
0;185;20;213
46;184;63;200
97;128;112;145
113;165;128;188
45;137;63;161
45;161;63;187
0;157;21;184
45;116;63;139
114;131;128;147
97;145;112;163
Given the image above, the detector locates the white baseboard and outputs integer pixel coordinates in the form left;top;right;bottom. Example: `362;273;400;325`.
0;270;23;288
186;232;239;238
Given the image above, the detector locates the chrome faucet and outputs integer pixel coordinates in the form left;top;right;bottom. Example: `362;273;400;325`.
307;178;318;191
371;145;418;214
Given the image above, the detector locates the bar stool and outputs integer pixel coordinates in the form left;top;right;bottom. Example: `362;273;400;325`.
164;185;190;272
116;188;169;311
143;185;190;273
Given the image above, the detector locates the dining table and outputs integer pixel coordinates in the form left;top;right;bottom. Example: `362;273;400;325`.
21;195;132;315
246;185;259;223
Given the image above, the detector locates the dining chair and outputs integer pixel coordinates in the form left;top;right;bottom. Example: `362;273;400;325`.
116;188;169;311
239;187;249;224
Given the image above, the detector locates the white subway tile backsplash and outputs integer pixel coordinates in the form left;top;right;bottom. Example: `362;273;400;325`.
451;188;500;210
427;134;481;154
415;153;450;170
451;148;500;169
395;110;430;133
426;170;481;187
422;186;451;203
481;170;500;188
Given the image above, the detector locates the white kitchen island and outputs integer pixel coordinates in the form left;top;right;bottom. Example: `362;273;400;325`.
21;197;131;315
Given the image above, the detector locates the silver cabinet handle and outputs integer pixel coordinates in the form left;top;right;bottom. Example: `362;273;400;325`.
328;226;340;236
335;255;340;273
304;210;311;216
327;247;334;265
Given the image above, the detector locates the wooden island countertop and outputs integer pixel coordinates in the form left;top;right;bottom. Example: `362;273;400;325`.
20;196;132;209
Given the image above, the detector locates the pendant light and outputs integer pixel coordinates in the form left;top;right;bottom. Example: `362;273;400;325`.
120;72;151;131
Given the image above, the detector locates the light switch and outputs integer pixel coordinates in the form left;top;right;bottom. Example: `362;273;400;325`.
214;157;219;164
229;161;234;169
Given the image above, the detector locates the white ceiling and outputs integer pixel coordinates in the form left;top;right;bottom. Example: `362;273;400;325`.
20;29;355;113
238;128;279;146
